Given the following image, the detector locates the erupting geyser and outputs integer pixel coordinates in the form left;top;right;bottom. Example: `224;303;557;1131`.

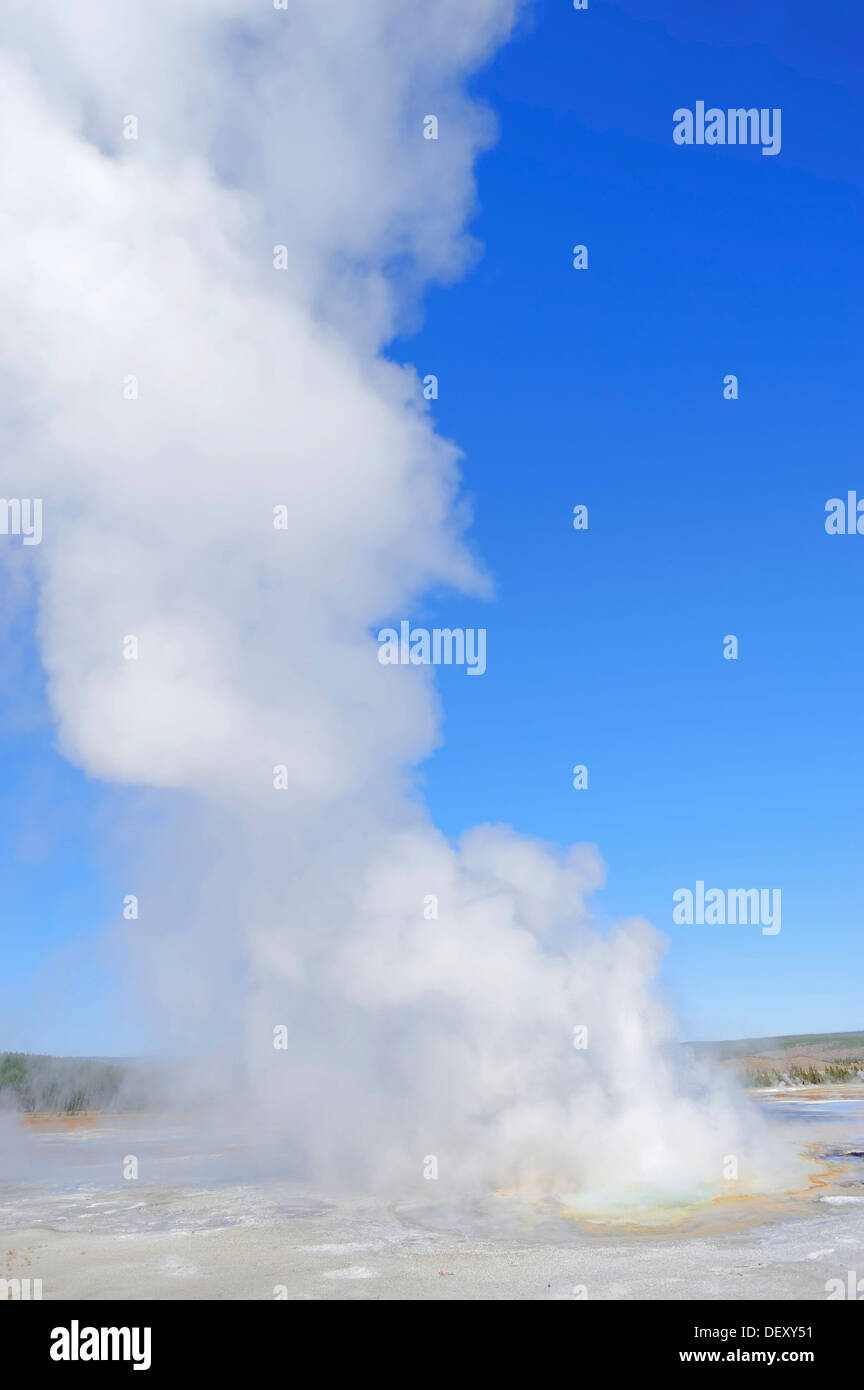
0;0;798;1207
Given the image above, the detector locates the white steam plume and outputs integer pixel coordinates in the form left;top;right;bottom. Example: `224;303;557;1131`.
0;0;787;1203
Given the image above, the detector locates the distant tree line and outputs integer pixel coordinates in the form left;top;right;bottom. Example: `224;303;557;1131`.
0;1053;128;1112
747;1060;864;1088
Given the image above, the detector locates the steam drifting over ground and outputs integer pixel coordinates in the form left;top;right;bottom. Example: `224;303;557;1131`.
0;1;796;1206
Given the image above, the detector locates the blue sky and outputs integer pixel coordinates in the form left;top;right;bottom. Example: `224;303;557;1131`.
405;0;864;1042
2;0;862;1052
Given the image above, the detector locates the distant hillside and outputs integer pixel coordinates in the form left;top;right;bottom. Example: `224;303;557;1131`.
0;1053;139;1113
5;1034;863;1110
685;1031;864;1087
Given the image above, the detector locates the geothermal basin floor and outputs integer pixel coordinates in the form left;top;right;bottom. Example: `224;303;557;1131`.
2;1090;864;1301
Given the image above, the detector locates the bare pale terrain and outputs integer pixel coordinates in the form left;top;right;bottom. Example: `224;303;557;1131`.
3;1087;864;1300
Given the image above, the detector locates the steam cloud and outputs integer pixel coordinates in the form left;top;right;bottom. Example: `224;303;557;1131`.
0;1;785;1204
